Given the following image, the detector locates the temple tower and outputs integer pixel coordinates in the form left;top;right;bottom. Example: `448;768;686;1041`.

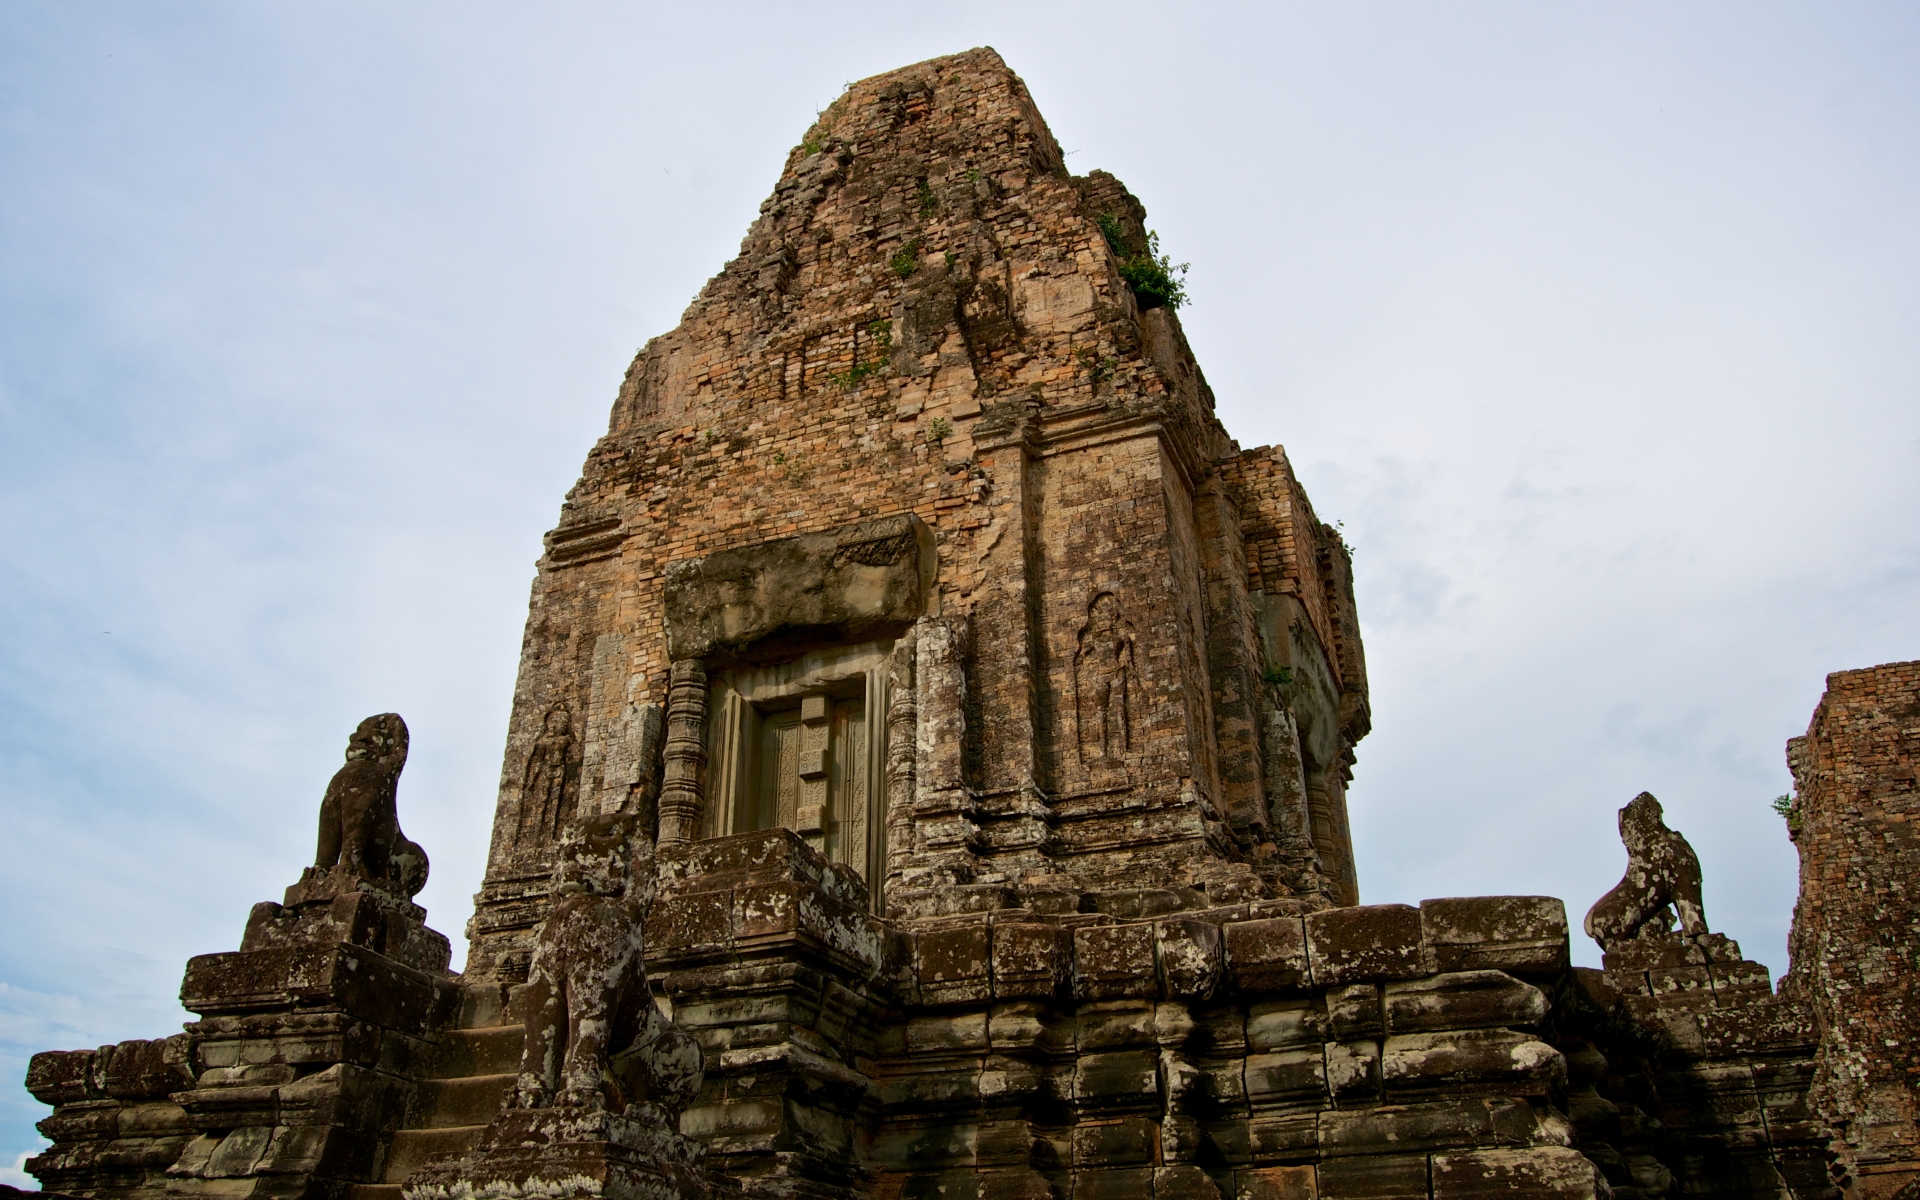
465;47;1370;981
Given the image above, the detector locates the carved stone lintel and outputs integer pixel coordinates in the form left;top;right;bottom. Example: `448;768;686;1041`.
657;660;709;846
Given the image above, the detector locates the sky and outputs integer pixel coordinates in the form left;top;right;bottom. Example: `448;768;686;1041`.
2;1;1916;1183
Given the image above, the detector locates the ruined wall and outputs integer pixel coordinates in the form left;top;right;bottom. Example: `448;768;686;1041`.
1785;660;1920;1198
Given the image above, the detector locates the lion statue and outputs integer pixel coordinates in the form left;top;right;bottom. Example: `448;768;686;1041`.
314;713;429;898
1583;791;1708;952
513;809;703;1121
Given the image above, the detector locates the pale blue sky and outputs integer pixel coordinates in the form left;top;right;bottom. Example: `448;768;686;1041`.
4;2;1917;1182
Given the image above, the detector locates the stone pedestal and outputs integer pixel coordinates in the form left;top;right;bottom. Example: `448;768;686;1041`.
241;864;452;974
403;1108;733;1200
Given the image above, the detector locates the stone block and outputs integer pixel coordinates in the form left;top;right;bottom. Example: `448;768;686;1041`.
1383;971;1547;1035
35;1100;120;1142
1070;1116;1156;1166
1318;1098;1537;1157
1234;1165;1317;1200
904;1011;990;1054
26;1049;96;1105
1074;924;1158;1001
1157;919;1225;1000
1315;1153;1430;1199
99;1036;196;1100
916;924;993;1007
1245;1114;1317;1164
1323;1041;1380;1105
647;889;733;957
1326;984;1382;1041
1073;1050;1160;1111
1244;1049;1326;1108
1429;1147;1605;1198
179;945;452;1036
1154;1164;1224;1200
1072;1168;1158;1200
1306;906;1425;985
94;1133;191;1170
1246;1001;1325;1052
1418;897;1568;976
991;923;1070;1000
1075;998;1159;1044
1380;1030;1564;1099
1224;919;1310;994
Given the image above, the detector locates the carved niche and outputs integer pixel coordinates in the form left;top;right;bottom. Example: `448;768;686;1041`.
519;705;578;845
1074;591;1136;763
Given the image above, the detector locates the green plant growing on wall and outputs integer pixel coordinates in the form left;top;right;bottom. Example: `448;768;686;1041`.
1076;346;1119;392
890;239;922;280
1771;793;1801;835
1096;214;1190;311
828;319;893;391
1263;666;1294;687
926;417;953;446
918;179;938;218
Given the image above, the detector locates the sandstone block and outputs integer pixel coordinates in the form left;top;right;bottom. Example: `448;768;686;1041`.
1072;1168;1157;1200
1244;1049;1326;1108
1323;1041;1381;1104
179;945;453;1036
1380;1030;1564;1099
990;923;1070;1000
1306;906;1424;985
1074;924;1158;1001
1418;897;1567;976
916;924;993;1007
1070;1116;1156;1166
1073;1050;1160;1110
1318;1098;1537;1157
26;1049;96;1105
1314;1153;1430;1199
1383;971;1547;1035
1156;918;1225;1000
1234;1165;1316;1200
1245;1000;1326;1052
1223;919;1309;994
1326;984;1382;1041
1429;1147;1606;1198
1245;1114;1316;1164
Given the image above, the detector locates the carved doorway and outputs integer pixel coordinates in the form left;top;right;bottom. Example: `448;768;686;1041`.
704;641;892;908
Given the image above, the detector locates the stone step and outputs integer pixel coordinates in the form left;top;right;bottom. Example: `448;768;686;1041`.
433;1025;525;1079
381;1125;485;1183
349;1186;403;1200
415;1073;517;1128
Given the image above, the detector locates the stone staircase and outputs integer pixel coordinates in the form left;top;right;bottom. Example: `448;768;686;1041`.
348;1010;525;1200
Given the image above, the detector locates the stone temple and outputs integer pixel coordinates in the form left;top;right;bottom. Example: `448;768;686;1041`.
20;48;1920;1200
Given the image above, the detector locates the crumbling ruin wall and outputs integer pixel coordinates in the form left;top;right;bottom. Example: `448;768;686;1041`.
1785;661;1920;1198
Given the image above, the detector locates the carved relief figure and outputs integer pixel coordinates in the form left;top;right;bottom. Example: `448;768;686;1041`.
1075;592;1135;761
519;706;576;843
314;712;428;898
1583;791;1708;952
514;810;703;1118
